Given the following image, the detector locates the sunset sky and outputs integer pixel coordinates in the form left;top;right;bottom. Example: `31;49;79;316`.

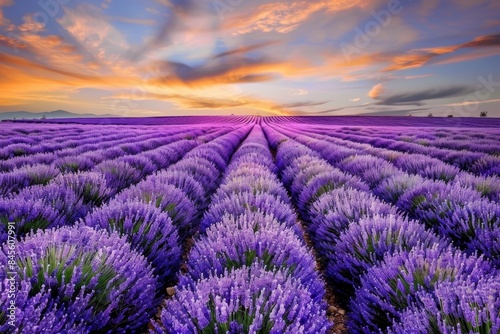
0;0;499;117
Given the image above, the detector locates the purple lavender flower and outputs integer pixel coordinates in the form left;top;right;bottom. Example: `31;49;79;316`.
338;155;401;188
213;175;290;205
0;225;159;333
290;163;337;199
433;198;500;263
170;158;221;193
393;154;442;174
397;180;483;226
281;155;326;187
118;142;142;155
374;173;426;204
142;145;179;169
115;181;198;239
51;171;112;207
420;163;461;182
321;146;359;164
455;172;500;203
94;160;142;193
471;156;500;177
152;264;330;334
227;153;276;174
185;148;228;172
22;163;60;187
117;155;157;178
15;183;87;225
0;171;29;197
83;200;181;284
349;244;495;332
469;219;500;268
389;275;500;334
275;142;320;172
0;198;64;237
224;164;273;182
326;214;445;298
201;192;299;235
188;212;324;299
1;163;61;197
147;170;207;209
54;155;96;172
443;150;484;171
297;170;370;216
309;187;398;253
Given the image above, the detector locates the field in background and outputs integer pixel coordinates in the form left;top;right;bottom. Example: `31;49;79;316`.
1;116;499;333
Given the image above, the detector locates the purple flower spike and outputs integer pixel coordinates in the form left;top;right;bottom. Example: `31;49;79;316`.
83;200;181;284
187;212;324;300
115;181;197;239
153;264;330;334
0;225;159;333
201;192;299;235
51;171;112;206
390;275;500;334
309;187;398;254
349;244;495;333
326;214;445;298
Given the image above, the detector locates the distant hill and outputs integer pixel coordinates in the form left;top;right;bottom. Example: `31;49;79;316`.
0;110;116;120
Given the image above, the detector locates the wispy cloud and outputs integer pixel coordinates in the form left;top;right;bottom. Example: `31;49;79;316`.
371;85;475;106
0;0;12;26
223;0;361;35
293;89;309;96
368;83;385;99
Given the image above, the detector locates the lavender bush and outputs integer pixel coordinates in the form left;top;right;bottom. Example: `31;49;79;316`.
15;183;87;225
309;187;398;252
146;170;206;209
201;192;298;235
83;200;181;284
187;212;323;299
326;215;445;297
115;181;197;239
0;225;159;333
153;264;330;334
389;275;500;334
94;160;142;194
349;245;495;332
51;172;112;207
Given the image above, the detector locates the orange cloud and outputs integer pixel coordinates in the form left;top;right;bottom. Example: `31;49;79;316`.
224;0;361;35
151;59;288;88
382;46;458;72
368;83;385;99
335;34;500;76
0;0;13;26
104;91;294;116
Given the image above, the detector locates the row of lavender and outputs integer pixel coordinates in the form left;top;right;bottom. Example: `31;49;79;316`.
152;125;330;333
262;124;499;333
0;124;248;332
298;124;500;177
332;126;500;154
0;125;231;242
0;125;214;193
272;123;500;265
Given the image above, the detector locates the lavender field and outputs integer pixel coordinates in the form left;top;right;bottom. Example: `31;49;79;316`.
1;116;500;334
